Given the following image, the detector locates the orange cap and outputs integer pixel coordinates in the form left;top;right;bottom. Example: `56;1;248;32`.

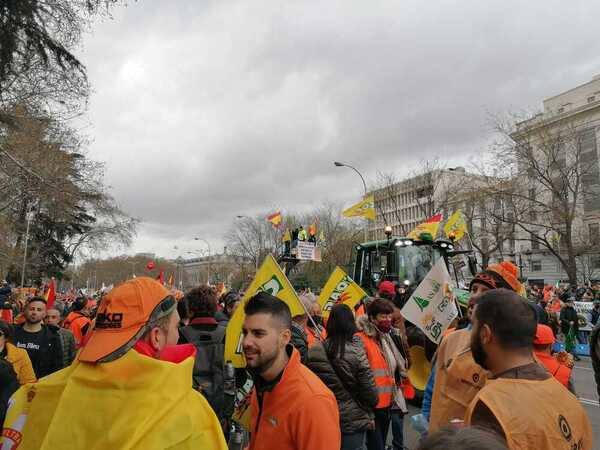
487;261;523;294
78;277;176;363
534;324;555;345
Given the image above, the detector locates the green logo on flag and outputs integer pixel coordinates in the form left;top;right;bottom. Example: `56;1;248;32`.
413;296;430;312
258;276;284;296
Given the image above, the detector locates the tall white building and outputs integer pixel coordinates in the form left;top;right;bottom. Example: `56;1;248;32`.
511;75;600;284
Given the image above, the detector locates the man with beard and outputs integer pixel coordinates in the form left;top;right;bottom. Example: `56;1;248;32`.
466;289;592;449
242;291;340;450
13;297;62;378
45;308;76;368
426;262;522;432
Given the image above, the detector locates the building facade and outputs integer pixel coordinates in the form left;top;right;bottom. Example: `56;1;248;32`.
511;75;600;284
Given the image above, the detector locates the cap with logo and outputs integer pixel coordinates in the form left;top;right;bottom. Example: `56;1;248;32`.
78;277;176;363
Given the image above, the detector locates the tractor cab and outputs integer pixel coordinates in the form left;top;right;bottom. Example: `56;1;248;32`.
351;236;463;296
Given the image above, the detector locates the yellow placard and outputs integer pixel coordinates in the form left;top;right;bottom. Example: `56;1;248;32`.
318;267;368;318
224;255;303;368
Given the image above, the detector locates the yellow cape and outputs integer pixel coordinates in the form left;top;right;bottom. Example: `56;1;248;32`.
1;349;227;450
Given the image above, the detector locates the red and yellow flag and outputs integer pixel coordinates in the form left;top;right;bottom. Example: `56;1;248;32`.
266;211;282;228
407;213;443;240
45;278;56;309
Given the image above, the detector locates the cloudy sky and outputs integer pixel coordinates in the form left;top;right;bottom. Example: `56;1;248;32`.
80;0;600;258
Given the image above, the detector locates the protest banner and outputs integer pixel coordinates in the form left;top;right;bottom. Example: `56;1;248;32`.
318;267;368;318
224;255;303;368
400;258;458;344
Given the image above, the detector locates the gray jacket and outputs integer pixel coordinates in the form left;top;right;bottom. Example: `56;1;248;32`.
307;336;378;434
57;328;76;368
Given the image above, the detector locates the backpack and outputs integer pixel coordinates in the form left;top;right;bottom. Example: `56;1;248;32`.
180;325;227;418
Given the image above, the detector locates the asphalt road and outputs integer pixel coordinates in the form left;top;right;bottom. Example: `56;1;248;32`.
396;356;600;450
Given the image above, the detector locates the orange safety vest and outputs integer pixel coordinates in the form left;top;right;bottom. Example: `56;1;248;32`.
63;312;92;348
534;351;571;388
466;377;593;450
356;332;394;409
429;329;488;432
305;326;326;348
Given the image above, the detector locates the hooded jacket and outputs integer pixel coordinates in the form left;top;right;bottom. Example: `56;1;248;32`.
1;347;227;449
307;336;378;434
4;342;36;385
356;315;407;411
248;346;340;450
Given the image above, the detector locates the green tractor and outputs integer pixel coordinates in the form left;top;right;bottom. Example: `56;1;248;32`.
350;234;476;400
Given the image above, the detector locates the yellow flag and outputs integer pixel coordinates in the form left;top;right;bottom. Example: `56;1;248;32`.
318;267;368;318
407;213;443;240
1;350;227;449
444;210;467;241
224;255;303;368
342;194;376;221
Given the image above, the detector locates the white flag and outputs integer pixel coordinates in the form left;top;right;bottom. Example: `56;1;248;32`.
400;258;458;344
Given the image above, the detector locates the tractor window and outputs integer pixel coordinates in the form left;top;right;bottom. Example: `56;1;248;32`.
397;245;439;287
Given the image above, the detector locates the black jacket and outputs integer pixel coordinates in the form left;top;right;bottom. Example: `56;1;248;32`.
0;358;19;426
590;324;600;399
13;324;63;379
0;286;11;303
307;336;378;434
560;306;579;335
290;322;308;364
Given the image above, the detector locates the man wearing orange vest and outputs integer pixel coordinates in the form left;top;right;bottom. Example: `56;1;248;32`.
357;298;407;450
533;324;574;392
242;292;340;450
62;297;93;348
466;289;592;449
425;261;522;432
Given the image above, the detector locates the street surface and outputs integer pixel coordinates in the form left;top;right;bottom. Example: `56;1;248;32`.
398;356;600;449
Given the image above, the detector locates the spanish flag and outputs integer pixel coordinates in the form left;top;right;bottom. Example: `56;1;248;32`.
407;213;443;240
266;211;282;228
444;210;467;241
342;194;376;221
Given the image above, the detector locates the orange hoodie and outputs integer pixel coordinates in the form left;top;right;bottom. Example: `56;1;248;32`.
248;347;340;450
63;311;92;348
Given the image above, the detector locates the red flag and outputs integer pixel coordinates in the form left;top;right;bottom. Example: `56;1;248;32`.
157;270;165;285
146;261;156;271
45;278;56;309
0;308;13;324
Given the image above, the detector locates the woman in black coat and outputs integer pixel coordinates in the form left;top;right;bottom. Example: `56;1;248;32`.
307;304;378;450
0;358;19;426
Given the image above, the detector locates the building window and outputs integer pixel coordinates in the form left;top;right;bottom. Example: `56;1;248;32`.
531;260;542;272
593;256;600;270
531;238;539;250
588;96;596;104
590;223;600;244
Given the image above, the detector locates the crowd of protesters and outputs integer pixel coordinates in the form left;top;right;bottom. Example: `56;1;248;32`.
0;264;597;450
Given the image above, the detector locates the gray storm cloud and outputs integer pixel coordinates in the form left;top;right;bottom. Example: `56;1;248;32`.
80;0;600;257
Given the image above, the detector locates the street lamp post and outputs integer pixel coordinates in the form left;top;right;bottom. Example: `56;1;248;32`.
20;205;36;288
193;238;211;285
334;161;369;241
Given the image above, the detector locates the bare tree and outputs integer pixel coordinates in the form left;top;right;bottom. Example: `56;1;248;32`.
0;106;137;281
224;214;282;271
374;172;408;237
409;157;446;218
479;112;600;284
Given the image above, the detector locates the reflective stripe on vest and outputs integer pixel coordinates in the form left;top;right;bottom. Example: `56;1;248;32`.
357;332;394;409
